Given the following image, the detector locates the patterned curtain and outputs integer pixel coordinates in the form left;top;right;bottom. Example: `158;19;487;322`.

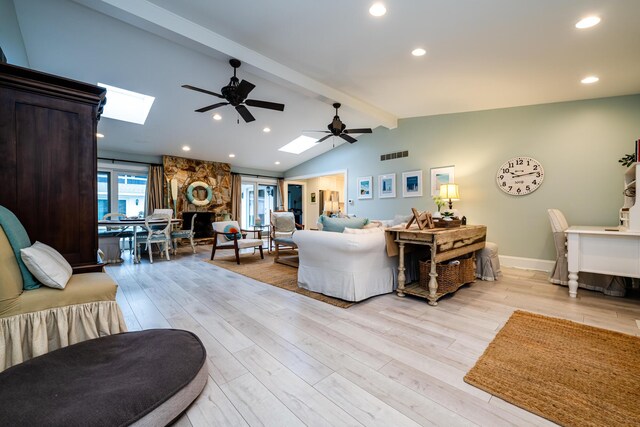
146;165;164;216
277;178;285;210
231;173;242;226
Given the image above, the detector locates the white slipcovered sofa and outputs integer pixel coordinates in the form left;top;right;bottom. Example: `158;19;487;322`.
292;228;396;302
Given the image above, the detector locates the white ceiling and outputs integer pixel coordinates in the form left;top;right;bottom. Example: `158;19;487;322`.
11;0;640;172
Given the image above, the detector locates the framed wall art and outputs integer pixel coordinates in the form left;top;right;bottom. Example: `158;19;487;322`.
402;170;423;197
310;192;317;204
430;166;455;197
357;176;373;199
378;173;396;198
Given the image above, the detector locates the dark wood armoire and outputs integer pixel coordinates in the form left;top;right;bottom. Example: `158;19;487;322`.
0;63;107;273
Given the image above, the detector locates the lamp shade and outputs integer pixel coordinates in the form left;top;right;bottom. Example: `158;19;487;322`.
439;183;460;200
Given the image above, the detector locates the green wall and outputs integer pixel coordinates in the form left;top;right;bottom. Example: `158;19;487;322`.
0;0;29;67
285;95;640;261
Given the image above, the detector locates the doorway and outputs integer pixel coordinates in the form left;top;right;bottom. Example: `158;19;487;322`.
287;184;303;225
240;179;277;227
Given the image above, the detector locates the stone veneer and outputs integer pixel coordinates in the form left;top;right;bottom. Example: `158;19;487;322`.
162;155;231;218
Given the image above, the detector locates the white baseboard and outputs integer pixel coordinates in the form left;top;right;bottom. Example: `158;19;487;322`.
499;255;555;273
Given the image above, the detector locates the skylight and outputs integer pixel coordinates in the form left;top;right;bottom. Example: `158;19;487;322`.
97;83;155;125
279;135;318;154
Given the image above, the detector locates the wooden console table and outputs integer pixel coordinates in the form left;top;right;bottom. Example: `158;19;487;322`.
388;225;487;306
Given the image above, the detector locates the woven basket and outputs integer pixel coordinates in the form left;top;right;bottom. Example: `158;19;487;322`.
459;256;476;284
419;255;476;294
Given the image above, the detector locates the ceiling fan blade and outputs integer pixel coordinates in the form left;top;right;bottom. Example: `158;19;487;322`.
236;80;256;100
339;133;357;144
302;130;331;133
317;134;333;143
235;105;255;122
181;84;224;98
344;128;373;134
245;99;285;111
195;102;229;113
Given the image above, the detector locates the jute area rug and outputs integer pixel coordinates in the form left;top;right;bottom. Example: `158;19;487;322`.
464;310;640;427
206;250;354;308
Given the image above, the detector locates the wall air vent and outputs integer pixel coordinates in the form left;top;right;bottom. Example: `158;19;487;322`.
380;150;409;161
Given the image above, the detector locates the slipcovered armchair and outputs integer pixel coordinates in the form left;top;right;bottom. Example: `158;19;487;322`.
547;208;627;296
210;220;264;264
292;229;395;302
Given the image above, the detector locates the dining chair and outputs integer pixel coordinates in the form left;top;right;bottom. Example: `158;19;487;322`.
138;213;173;263
101;212;134;254
171;213;197;254
210;220;264;264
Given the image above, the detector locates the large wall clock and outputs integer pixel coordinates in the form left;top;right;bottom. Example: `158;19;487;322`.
496;156;544;196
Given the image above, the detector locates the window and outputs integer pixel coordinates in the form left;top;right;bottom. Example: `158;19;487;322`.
97;165;148;220
97;171;110;220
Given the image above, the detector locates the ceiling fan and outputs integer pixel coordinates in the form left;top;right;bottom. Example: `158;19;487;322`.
182;59;285;123
305;103;373;143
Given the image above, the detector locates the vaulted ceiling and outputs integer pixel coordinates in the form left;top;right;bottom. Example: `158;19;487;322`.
11;0;640;171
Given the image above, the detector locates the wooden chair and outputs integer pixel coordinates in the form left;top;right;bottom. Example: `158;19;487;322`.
269;210;304;251
138;213;172;263
171;213;197;254
210;220;264;265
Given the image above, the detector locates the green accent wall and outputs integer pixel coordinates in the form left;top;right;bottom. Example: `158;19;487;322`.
285;95;640;261
0;0;29;67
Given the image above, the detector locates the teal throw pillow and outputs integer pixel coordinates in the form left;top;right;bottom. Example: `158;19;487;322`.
223;224;242;241
0;205;40;289
319;216;369;233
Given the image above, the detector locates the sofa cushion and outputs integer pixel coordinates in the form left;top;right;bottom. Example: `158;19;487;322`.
0;206;39;290
20;242;73;289
0;227;23;306
0;272;118;318
318;215;369;233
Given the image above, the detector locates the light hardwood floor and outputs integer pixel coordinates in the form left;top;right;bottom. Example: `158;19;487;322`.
107;246;640;427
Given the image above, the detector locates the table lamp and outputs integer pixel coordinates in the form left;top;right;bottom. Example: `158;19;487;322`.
439;183;460;210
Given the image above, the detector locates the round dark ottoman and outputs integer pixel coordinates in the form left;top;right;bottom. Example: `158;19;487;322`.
0;329;207;426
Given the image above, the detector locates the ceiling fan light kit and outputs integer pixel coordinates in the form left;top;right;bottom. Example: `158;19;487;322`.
182;59;285;123
306;103;373;144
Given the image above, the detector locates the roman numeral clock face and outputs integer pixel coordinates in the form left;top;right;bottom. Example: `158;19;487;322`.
496;156;544;196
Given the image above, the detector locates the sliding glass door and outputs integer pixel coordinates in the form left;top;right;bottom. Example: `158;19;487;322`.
240;178;277;227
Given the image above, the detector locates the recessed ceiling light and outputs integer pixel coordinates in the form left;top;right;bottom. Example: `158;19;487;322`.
369;3;386;17
96;133;104;138
411;48;426;57
263;127;271;133
581;76;599;84
213;113;222;121
275;161;280;165
229;153;235;158
182;145;191;151
575;16;601;29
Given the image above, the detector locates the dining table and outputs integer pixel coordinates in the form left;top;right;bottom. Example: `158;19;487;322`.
98;218;182;264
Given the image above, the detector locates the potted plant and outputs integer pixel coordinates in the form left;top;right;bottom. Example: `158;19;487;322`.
432;196;445;218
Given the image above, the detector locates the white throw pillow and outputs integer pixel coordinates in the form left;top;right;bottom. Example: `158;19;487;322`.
20;241;73;289
343;227;384;234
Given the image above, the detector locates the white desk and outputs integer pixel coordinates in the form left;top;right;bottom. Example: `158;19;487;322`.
566;226;640;297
